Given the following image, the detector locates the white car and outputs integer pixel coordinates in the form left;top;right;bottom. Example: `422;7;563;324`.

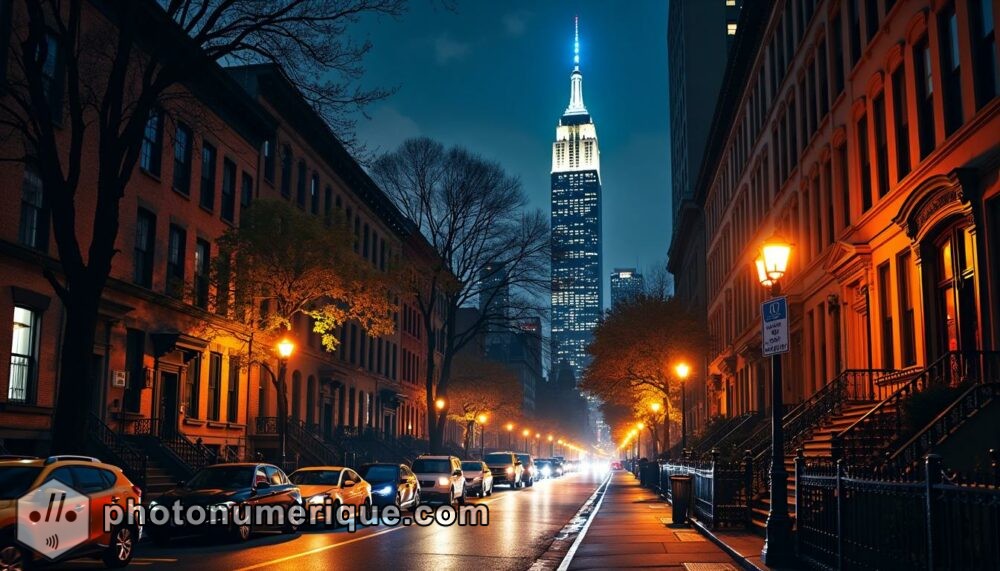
411;455;466;505
461;461;494;497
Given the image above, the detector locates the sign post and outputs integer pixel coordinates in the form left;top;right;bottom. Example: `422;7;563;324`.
761;297;789;356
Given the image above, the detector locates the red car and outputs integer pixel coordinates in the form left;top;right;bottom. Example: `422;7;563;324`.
611;460;623;470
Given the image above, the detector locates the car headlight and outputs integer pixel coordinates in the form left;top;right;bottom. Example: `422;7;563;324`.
541;466;552;477
307;494;329;505
505;466;514;474
374;485;394;496
437;477;450;486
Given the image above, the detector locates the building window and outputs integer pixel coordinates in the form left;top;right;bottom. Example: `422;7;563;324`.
891;66;911;180
837;144;850;228
263;138;275;182
849;0;862;68
897;250;916;367
864;0;878;42
818;40;829;117
280;145;292;198
972;0;998;108
310;173;320;214
240;171;253;211
38;34;63;118
872;92;889;198
324;186;333;219
134;209;156;287
207;352;222;421
831;12;845;96
296;160;307;208
939;5;964;135
857;113;872;212
18;165;47;251
140;109;163;175
7;307;38;403
167;224;186;298
172;122;193;194
914;37;936;159
727;22;737;36
200;142;217;210
227;356;240;422
185;354;201;419
221;158;236;223
194;239;210;309
878;261;894;368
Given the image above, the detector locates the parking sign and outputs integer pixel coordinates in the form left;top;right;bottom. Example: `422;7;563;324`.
761;296;789;356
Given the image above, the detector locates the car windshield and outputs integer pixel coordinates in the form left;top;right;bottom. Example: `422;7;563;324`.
461;462;483;471
484;453;511;464
0;466;41;499
290;470;341;485
186;466;254;490
516;454;531;464
358;465;396;483
536;460;552;467
411;459;451;473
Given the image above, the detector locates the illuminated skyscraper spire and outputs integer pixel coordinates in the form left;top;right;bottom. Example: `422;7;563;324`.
566;16;587;116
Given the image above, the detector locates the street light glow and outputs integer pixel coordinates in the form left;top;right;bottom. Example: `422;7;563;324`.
506;422;514;431
522;428;530;437
675;362;691;379
650;402;661;413
760;234;792;283
477;413;488;424
435;398;446;411
277;338;294;359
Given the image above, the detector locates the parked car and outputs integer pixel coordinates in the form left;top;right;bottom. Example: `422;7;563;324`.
515;453;536;487
534;458;556;479
483;452;524;488
357;463;420;509
411;455;465;505
289;466;372;527
611;460;623;471
147;463;301;544
0;455;142;570
460;461;493;497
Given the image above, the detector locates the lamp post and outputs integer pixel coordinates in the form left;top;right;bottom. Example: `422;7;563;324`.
649;402;662;457
522;428;530;451
675;363;691;451
276;338;295;470
755;235;793;566
477;413;488;458
547;434;554;457
637;422;645;459
506;422;514;448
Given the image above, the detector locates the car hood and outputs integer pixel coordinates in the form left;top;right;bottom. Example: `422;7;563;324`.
463;470;484;477
296;484;338;499
155;488;245;505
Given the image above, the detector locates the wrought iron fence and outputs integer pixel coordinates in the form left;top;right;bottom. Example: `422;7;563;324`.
87;414;148;489
795;454;1000;570
660;451;751;529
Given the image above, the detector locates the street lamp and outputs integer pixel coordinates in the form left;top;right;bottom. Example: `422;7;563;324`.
276;338;294;470
675;363;691;451
506;422;515;448
477;413;488;458
547;434;554;456
649;402;662;457
435;397;446;411
522;428;530;451
754;234;793;566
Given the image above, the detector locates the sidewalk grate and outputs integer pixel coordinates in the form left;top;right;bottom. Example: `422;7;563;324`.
674;531;707;542
683;564;738;571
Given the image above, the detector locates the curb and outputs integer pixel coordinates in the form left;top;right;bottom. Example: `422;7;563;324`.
528;472;613;571
688;518;766;571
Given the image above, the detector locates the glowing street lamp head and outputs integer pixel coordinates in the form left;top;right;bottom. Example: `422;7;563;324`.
506;422;514;432
477;413;488;424
434;398;446;411
547;434;554;442
277;338;294;359
535;433;541;439
522;428;530;437
675;363;691;380
650;402;662;413
637;421;645;430
760;234;792;283
558;439;564;445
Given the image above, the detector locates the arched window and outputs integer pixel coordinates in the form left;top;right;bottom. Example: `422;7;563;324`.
310;173;320;214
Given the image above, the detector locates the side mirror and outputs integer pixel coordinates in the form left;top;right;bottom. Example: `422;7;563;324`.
452;469;462;477
255;481;271;490
343;480;356;487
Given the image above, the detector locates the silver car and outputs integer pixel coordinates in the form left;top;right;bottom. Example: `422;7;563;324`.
461;461;494;497
411;455;466;505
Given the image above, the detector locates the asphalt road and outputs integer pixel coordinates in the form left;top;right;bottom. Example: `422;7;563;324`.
53;471;607;571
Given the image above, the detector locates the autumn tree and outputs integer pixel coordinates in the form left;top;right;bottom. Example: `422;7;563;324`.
0;0;405;452
582;294;707;457
371;137;549;453
200;199;394;440
447;354;522;455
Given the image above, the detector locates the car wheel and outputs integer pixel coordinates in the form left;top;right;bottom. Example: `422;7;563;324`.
0;542;28;571
410;491;421;510
102;524;135;568
230;521;253;543
527;477;534;488
328;501;343;529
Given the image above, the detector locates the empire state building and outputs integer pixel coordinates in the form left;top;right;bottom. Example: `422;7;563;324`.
550;18;602;382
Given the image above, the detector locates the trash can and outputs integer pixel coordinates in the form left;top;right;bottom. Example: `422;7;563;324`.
669;475;693;524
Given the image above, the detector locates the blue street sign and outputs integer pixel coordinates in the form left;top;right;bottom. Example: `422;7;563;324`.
762;296;789;356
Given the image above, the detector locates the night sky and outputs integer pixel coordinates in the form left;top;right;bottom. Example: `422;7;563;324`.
351;1;671;308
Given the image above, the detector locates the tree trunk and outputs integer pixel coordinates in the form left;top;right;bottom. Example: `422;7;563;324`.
50;289;101;453
663;395;671;458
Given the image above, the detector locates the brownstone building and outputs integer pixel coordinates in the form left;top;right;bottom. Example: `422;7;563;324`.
0;2;448;480
670;0;999;426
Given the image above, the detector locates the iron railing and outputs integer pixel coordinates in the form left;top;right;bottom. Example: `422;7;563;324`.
795;454;1000;570
87;414;148;489
660;451;752;529
833;352;1000;465
694;412;759;458
285;418;341;467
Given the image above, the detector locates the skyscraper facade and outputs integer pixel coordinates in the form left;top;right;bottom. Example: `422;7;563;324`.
610;268;645;307
551;19;602;381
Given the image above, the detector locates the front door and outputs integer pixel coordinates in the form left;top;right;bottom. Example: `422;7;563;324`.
160;371;179;437
929;225;981;358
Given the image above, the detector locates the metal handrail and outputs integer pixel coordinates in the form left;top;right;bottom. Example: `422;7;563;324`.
87;414;148;489
691;412;757;456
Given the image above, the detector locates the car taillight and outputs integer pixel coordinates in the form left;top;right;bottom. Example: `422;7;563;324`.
132;485;142;499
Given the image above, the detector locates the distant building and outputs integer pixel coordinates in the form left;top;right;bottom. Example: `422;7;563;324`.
610;268;645;307
551;18;603;382
479;262;510;355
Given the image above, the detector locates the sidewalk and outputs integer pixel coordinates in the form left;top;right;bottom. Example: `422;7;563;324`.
563;471;742;570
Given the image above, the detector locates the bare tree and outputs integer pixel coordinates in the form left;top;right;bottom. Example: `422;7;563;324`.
0;0;404;452
371;137;549;453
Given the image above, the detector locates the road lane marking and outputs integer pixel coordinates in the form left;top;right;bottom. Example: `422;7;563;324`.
552;474;613;571
232;527;406;571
